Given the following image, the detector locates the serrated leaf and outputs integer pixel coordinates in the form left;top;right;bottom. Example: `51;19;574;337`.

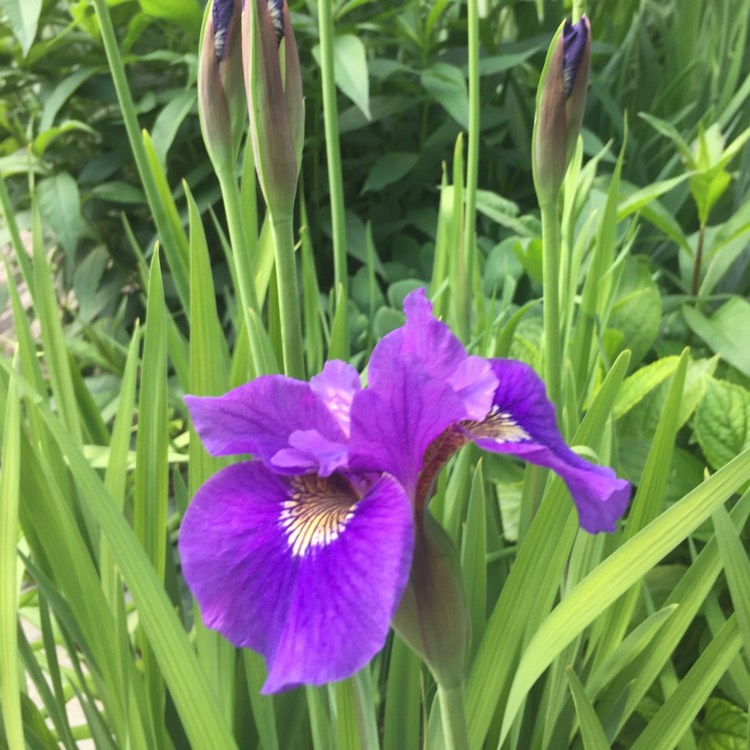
697;698;748;750
695;378;750;470
614;356;679;419
607;256;661;366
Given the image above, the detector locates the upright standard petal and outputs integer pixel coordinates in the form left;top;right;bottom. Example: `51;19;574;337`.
463;359;630;533
310;360;361;437
179;462;414;693
369;289;497;421
185;375;346;469
349;353;469;496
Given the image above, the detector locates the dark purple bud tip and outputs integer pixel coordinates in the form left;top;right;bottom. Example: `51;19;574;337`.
267;0;285;43
562;16;589;98
213;0;235;61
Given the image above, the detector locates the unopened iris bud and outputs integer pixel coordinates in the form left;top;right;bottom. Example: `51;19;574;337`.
243;0;304;222
391;512;469;688
198;0;246;173
532;15;591;207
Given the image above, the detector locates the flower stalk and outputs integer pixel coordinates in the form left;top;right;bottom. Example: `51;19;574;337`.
437;682;470;750
243;0;305;377
533;15;591;411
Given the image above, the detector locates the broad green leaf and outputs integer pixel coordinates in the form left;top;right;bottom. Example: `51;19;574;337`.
137;0;201;32
334;35;370;119
639;112;694;164
314;34;371;119
475;190;536;238
614;356;679;418
696;698;748;750
616;174;690;221
498;449;750;745
39;67;98;132
89;181;146;205
421;63;468;129
361;152;418;193
151;89;197;165
606;256;662;366
695;378;750;470
37;173;80;263
0;0;42;56
32;120;98;157
683;297;750;377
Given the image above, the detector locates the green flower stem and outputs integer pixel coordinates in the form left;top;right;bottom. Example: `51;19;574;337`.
541;199;562;413
216;167;277;375
216;168;260;317
317;0;349;354
437;681;470;750
460;0;480;342
270;217;305;378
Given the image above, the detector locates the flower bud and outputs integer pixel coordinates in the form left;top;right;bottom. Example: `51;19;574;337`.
532;15;591;207
243;0;305;222
391;512;469;688
198;0;246;173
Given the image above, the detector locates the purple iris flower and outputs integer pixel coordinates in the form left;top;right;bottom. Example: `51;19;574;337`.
180;289;630;693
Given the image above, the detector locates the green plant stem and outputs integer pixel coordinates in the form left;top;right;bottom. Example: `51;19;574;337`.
541;199;562;413
461;0;480;342
437;682;470;750
317;0;349;354
216;167;277;375
217;169;260;318
271;218;305;378
691;221;706;299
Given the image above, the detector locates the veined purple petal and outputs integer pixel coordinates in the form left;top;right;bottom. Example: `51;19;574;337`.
464;359;630;533
562;17;589;98
179;462;413;692
369;289;497;421
310;360;361;437
349;353;469;495
185;376;345;465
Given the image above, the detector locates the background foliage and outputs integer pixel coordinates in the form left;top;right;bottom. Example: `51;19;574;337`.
1;0;749;748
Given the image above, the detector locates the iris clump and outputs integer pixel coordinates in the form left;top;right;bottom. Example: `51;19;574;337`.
180;289;630;693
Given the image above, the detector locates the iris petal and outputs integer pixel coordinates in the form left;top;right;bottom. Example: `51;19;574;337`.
465;359;630;533
369;289;497;421
185;375;346;466
309;360;361;437
350;353;468;495
179;462;413;693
